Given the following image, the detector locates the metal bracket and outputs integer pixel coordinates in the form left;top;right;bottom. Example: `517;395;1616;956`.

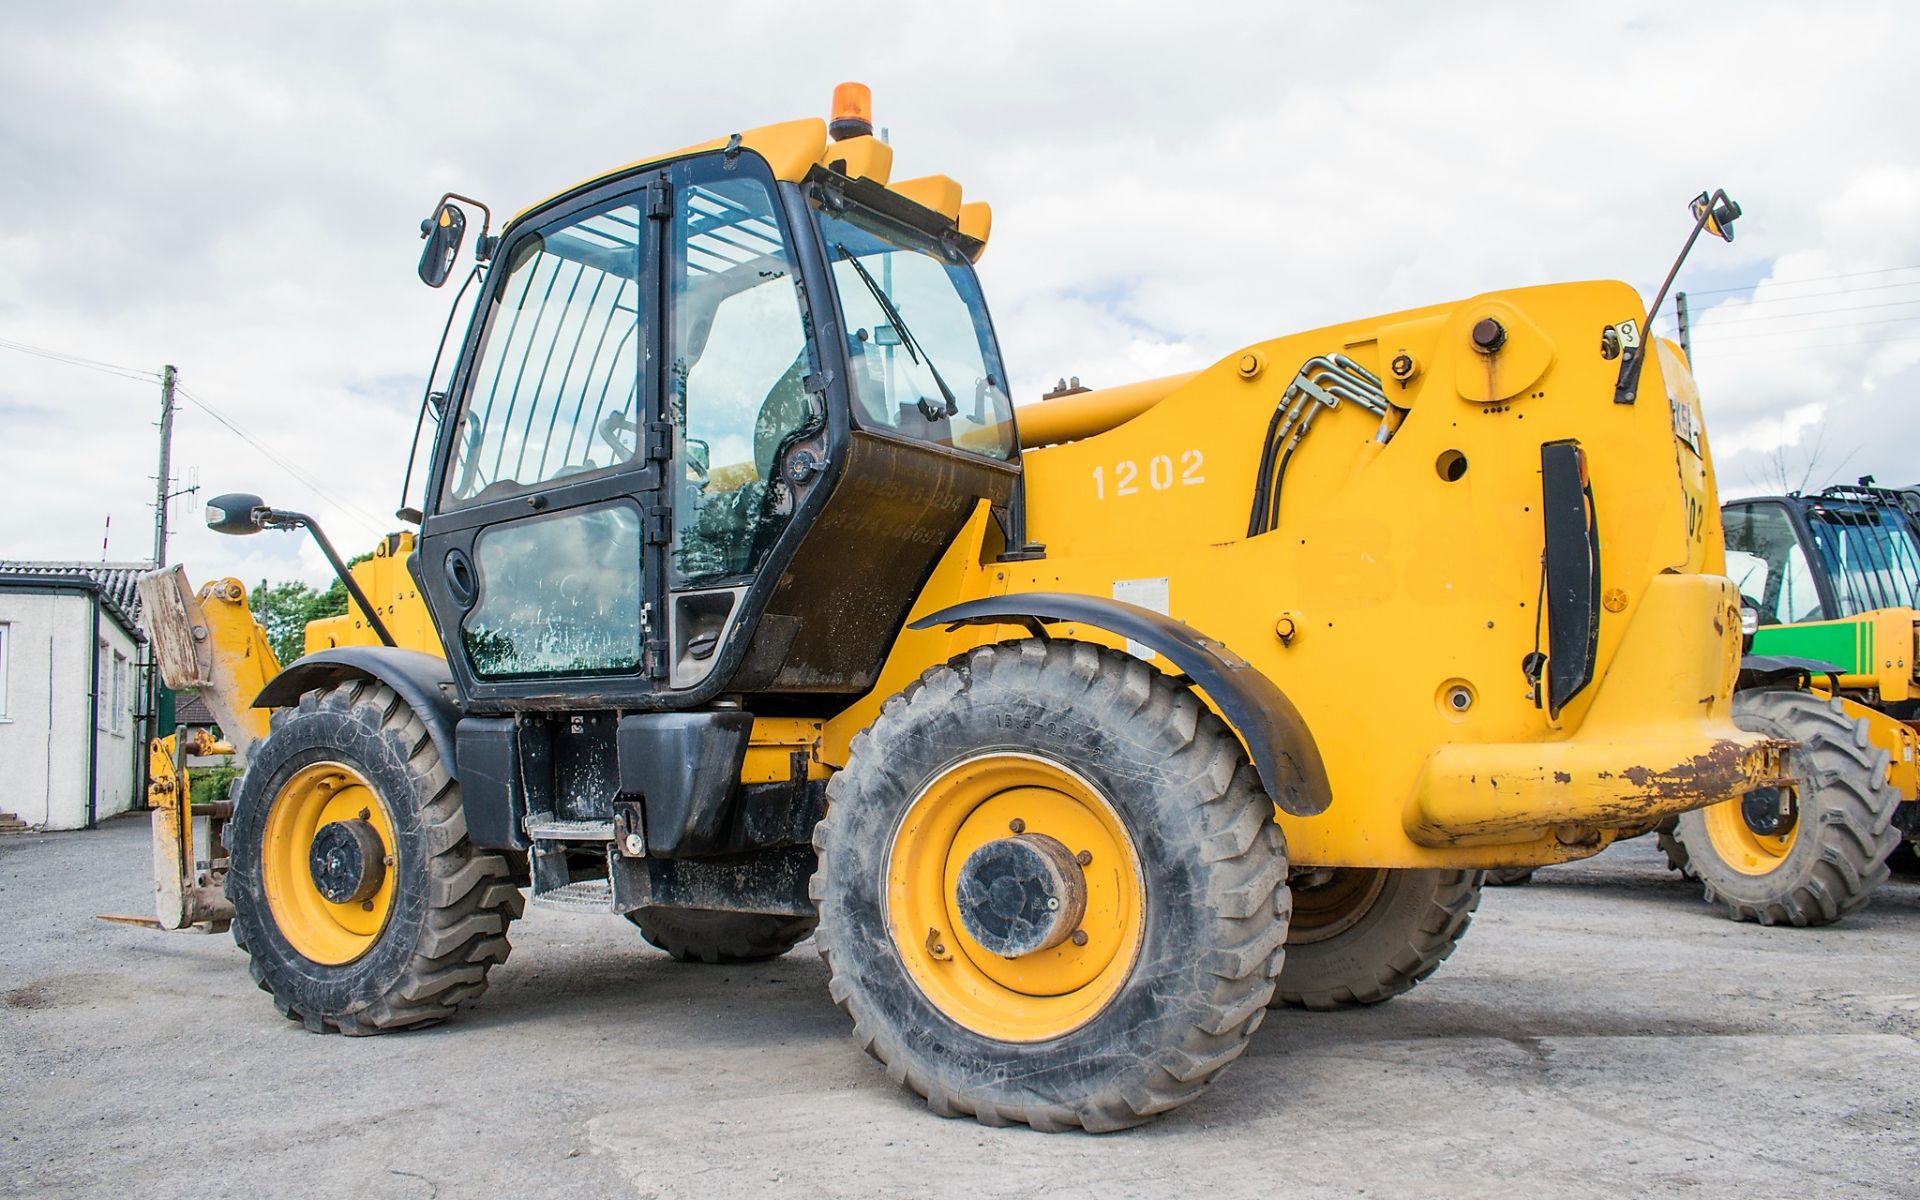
646;178;673;220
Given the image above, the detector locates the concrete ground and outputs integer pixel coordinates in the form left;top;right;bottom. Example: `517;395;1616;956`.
3;817;1917;1199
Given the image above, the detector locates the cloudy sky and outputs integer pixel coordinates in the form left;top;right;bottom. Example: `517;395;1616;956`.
3;2;1916;586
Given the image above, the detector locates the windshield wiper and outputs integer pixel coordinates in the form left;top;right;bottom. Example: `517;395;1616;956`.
836;243;957;419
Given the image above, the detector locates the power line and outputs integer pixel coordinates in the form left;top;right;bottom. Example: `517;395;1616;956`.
0;331;391;543
0;336;162;385
1695;332;1920;359
173;385;388;538
1682;263;1920;298
1691;297;1920;327
1690;313;1920;344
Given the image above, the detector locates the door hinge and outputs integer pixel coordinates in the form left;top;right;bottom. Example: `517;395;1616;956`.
642;501;671;545
645;420;673;462
646;179;673;221
643;639;669;680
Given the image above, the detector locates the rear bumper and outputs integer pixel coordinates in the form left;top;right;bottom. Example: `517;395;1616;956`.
1407;729;1787;847
1405;573;1786;847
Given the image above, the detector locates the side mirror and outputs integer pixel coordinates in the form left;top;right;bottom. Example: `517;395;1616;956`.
205;493;266;536
1691;189;1742;242
418;203;467;287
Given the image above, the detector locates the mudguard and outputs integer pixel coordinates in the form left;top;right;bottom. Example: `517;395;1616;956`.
254;648;461;772
1737;653;1844;691
910;593;1332;816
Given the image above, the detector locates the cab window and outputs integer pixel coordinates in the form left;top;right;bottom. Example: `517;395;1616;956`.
668;172;813;587
446;202;646;504
1725;503;1823;624
814;205;1015;461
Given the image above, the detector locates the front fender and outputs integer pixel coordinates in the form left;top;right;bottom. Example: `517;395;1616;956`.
254;647;461;772
910;593;1332;816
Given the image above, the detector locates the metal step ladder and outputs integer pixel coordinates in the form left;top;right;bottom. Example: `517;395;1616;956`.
525;813;619;913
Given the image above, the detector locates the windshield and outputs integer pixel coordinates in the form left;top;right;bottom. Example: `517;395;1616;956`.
813;204;1016;460
1806;504;1920;617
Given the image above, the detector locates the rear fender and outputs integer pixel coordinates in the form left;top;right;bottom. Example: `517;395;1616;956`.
910;593;1332;816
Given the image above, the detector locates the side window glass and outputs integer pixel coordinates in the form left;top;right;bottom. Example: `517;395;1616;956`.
815;208;1015;461
669;176;812;586
447;202;645;504
461;503;642;678
1725;504;1820;624
1781;541;1819;622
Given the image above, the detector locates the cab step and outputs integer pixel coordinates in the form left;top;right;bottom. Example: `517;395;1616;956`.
525;817;614;842
529;878;616;913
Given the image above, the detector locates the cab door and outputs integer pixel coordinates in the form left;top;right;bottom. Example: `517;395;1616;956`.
418;174;670;707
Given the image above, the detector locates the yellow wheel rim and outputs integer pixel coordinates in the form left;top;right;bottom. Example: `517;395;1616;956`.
261;761;398;965
886;753;1145;1043
1701;792;1798;876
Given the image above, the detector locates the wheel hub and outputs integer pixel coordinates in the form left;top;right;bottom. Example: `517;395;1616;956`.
954;833;1088;958
1740;786;1797;838
308;819;388;905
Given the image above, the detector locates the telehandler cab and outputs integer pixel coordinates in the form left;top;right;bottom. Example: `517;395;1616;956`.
139;86;1776;1130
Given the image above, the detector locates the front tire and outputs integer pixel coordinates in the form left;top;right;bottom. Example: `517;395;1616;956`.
812;639;1290;1132
1272;868;1482;1009
1664;690;1898;926
226;681;523;1034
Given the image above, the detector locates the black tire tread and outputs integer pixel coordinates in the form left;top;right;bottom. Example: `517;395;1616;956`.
810;639;1290;1132
1668;691;1898;927
628;908;818;964
1274;869;1482;1010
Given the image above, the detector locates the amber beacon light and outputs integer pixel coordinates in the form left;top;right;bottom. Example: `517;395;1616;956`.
830;82;874;140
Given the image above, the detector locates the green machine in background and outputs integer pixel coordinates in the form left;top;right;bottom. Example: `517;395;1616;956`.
1664;482;1920;924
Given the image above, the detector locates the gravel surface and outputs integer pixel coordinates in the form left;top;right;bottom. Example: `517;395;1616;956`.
4;816;1917;1198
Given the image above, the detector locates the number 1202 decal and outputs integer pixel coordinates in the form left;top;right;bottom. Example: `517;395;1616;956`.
1091;450;1205;499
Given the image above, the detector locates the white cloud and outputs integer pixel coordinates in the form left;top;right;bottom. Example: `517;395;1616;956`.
2;1;1917;585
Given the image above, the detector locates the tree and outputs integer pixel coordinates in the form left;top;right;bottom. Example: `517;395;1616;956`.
249;552;373;666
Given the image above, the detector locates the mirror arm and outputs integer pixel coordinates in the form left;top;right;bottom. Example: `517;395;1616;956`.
1614;188;1740;405
260;508;399;649
434;192;494;260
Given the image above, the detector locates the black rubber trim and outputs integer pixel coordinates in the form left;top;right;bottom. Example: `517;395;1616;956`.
254;648;461;771
1737;653;1844;691
1540;440;1600;718
909;593;1332;816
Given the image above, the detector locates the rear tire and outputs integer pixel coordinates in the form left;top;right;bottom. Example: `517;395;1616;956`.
1272;868;1482;1009
628;908;816;964
812;639;1290;1131
1667;690;1898;926
226;681;522;1034
1484;868;1536;887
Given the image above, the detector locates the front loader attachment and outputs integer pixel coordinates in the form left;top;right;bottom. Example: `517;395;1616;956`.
125;566;282;931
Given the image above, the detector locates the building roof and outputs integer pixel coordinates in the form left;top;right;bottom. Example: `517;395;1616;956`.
175;691;216;726
0;560;151;640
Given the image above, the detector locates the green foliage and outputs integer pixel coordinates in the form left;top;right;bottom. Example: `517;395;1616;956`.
249;551;374;665
188;757;243;806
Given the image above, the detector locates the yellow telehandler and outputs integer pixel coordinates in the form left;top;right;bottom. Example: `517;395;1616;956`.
139;85;1774;1130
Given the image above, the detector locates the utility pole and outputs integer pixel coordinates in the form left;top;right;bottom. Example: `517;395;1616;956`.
142;363;179;814
153;364;177;568
1675;291;1692;364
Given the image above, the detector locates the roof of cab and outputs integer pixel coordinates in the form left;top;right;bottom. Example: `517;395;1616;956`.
509;116;992;254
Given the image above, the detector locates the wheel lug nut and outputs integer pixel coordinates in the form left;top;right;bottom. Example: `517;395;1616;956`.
1071;930;1088;947
1076;850;1092;866
358;808;371;821
1009;818;1026;833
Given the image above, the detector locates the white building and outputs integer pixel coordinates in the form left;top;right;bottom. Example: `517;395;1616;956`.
0;563;149;830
